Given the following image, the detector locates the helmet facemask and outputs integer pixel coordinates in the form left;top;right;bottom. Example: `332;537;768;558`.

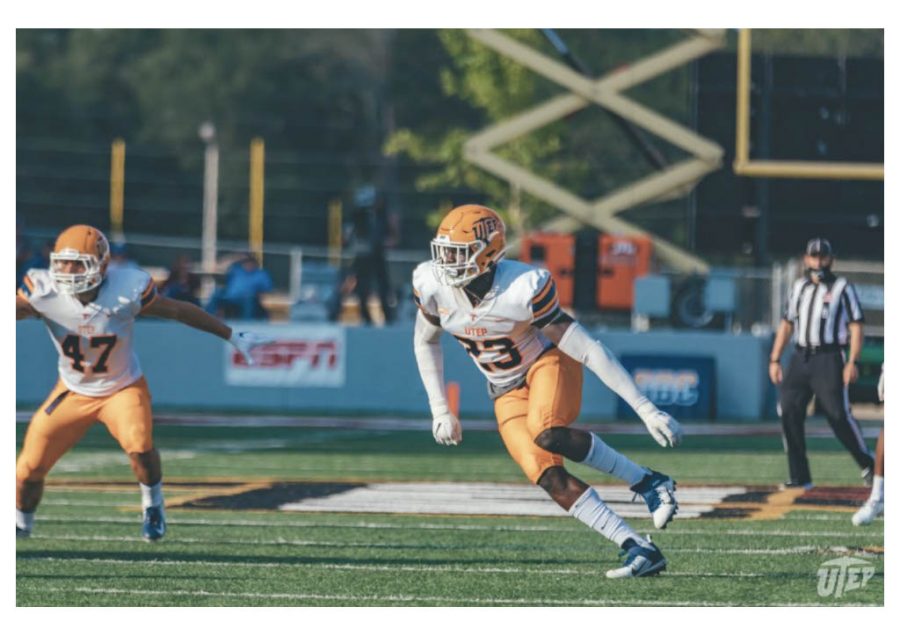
431;238;487;287
50;248;105;295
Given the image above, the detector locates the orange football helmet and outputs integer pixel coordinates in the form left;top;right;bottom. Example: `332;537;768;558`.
431;204;506;286
50;225;111;294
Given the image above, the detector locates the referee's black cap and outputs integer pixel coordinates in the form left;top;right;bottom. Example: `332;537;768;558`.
805;237;833;257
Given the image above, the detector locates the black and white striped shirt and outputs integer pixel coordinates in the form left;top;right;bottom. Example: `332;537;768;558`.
784;275;865;347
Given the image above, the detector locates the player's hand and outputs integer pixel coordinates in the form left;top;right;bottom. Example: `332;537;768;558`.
432;412;462;446
229;331;273;366
637;404;682;448
769;361;783;385
843;361;859;385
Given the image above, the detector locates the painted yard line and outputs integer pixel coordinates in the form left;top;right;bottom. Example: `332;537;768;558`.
790;514;869;521
17;555;815;579
18;533;882;556
19;586;879;607
42;500;142;508
32;515;884;539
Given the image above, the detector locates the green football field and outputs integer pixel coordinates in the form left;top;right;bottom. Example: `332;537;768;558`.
15;421;884;607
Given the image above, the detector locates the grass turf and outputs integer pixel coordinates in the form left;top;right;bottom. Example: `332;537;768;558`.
16;422;883;606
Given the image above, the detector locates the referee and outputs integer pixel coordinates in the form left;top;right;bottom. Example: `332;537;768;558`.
768;238;874;488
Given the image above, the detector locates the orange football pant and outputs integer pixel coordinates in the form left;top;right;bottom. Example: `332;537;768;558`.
16;376;154;482
494;348;583;483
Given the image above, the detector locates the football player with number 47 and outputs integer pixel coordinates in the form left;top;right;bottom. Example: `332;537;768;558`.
15;225;271;541
413;205;683;578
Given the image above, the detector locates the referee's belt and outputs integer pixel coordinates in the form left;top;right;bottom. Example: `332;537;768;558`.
795;344;843;354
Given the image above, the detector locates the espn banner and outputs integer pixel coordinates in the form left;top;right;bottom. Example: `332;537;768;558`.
224;325;346;387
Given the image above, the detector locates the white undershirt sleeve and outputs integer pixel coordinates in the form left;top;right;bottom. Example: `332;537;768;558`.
413;311;449;418
556;321;653;417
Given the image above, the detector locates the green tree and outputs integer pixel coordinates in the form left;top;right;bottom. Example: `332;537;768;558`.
385;29;694;237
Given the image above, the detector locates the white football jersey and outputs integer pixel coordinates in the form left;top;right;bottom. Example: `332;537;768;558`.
413;259;563;392
18;268;159;397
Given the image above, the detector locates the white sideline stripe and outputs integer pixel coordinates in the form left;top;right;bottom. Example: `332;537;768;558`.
18;556;774;578
16;410;883;436
22;586;880;606
20;533;880;556
33;515;884;539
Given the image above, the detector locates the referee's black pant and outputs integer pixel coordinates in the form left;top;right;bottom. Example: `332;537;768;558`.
779;348;874;485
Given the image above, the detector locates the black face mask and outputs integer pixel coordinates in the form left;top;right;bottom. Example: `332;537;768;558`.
806;265;832;280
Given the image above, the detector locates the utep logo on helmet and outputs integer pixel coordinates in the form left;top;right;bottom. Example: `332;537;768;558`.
472;216;498;242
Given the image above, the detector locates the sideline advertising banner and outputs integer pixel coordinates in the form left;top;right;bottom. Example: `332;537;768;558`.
618;355;716;420
224;324;346;388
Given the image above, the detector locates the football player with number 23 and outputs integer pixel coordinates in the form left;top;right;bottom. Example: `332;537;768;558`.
16;225;270;541
413;205;683;578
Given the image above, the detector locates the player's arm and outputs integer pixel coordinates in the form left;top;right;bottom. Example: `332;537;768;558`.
413;309;461;446
140;295;270;365
844;322;863;385
16;274;40;320
141;295;231;339
842;282;865;385
768;319;794;384
16;294;39;320
541;311;682;448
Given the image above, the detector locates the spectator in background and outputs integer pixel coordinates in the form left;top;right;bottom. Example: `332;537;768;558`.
160;255;200;305
345;184;399;325
209;253;273;320
17;240;52;288
107;243;139;272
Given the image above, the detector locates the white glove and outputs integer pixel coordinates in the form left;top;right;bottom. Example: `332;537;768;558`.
637;403;683;448
432;412;462;446
229;331;273;366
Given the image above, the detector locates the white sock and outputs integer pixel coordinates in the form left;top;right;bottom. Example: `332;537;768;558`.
140;481;164;509
581;433;649;486
568;487;645;548
870;475;884;502
16;509;35;531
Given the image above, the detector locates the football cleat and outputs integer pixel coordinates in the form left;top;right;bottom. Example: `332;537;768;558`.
780;480;814;490
16;525;31;539
851;499;883;526
631;470;678;529
142;505;166;542
606;536;667;579
861;466;874;487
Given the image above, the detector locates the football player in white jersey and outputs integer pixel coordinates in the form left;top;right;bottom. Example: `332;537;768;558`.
16;225;269;541
413;205;683;578
853;365;884;525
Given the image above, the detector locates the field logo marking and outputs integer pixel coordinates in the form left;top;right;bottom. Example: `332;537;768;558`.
816;557;875;599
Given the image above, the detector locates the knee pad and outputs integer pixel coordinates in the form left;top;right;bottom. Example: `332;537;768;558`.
533;427;572;454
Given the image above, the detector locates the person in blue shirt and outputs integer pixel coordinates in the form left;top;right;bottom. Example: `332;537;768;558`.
214;253;273;320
